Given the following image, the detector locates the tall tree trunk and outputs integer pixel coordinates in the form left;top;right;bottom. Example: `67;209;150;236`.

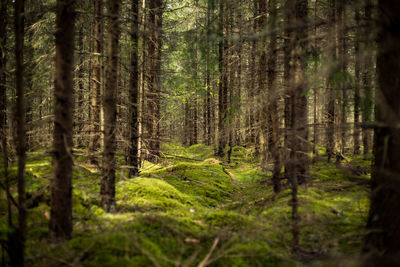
14;0;27;263
76;26;85;148
326;0;337;163
363;1;400;264
258;0;268;170
204;0;212;146
362;0;373;156
0;0;7;156
286;0;309;253
127;0;139;177
50;0;75;240
146;0;163;161
338;0;348;155
216;0;227;157
353;6;361;155
88;0;103;164
267;0;281;193
101;0;120;212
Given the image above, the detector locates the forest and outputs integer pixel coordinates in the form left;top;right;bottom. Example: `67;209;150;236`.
0;0;400;266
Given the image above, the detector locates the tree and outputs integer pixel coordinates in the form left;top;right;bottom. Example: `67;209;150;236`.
50;0;76;240
216;0;228;157
101;0;121;211
285;0;309;252
362;0;373;156
14;0;27;264
146;0;163;161
362;1;400;265
88;0;103;164
127;0;140;177
326;0;337;163
266;0;281;193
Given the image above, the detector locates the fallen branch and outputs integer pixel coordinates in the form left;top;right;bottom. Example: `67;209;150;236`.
198;237;219;267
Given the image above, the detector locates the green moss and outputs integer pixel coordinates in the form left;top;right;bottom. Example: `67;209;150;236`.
116;178;194;212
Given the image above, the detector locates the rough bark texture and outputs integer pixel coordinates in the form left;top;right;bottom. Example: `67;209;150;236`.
354;6;361;155
101;0;120;212
285;0;309;253
258;0;268;170
146;0;163;161
362;0;373;156
15;0;27;263
0;0;7;155
128;0;139;177
88;0;103;164
266;0;281;193
326;0;337;163
50;0;75;240
362;1;400;265
216;0;228;157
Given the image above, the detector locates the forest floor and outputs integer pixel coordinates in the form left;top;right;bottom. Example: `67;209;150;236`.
0;144;371;266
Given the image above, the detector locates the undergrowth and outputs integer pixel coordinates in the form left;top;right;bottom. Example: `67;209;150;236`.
0;144;370;266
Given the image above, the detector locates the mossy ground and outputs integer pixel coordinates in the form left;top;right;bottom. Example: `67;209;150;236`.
0;144;370;266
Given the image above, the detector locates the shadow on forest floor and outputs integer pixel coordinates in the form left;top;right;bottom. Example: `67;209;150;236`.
0;144;370;266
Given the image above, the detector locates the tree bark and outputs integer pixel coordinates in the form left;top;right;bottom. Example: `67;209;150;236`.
101;0;120;212
362;0;373;156
363;1;400;265
267;0;281;193
14;0;27;263
50;0;75;240
88;0;103;164
127;0;139;177
216;0;227;157
354;5;361;155
285;0;309;253
146;0;163;161
326;0;337;163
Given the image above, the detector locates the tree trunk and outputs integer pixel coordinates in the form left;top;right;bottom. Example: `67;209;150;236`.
258;0;268;170
50;0;75;240
363;1;400;264
88;0;103;164
362;0;373;156
326;0;337;163
216;0;227;157
127;0;139;177
76;26;85;148
267;0;281;193
146;0;163;162
286;0;309;253
101;0;120;212
14;0;27;263
354;6;361;155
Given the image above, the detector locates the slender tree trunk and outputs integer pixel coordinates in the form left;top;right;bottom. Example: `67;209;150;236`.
101;0;120;212
88;0;103;164
354;6;361;155
267;0;281;193
50;0;75;240
0;0;7;156
205;0;212;145
363;1;400;264
312;0;319;161
127;0;139;177
362;0;373;156
76;26;84;148
146;0;163;161
14;0;27;264
286;0;309;253
216;0;227;157
338;0;347;156
326;0;337;163
258;0;268;170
